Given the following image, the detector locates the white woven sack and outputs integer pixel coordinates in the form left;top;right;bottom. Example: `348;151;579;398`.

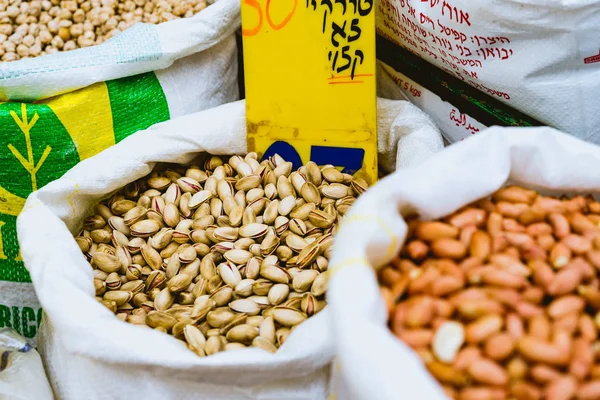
16;99;442;400
0;328;53;400
0;0;240;108
376;0;600;143
327;127;600;400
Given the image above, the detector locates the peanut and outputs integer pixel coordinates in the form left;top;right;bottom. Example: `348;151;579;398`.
431;238;468;260
379;186;600;399
415;221;459;241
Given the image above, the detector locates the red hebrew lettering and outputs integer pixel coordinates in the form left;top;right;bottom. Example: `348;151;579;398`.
440;1;470;26
407;3;416;17
584;49;600;64
463;69;478;79
459;10;470;26
419;13;435;30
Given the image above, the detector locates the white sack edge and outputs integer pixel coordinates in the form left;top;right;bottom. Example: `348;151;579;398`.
327;127;600;400
16;99;442;386
0;0;240;100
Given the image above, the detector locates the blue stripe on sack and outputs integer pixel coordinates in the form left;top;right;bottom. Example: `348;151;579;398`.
0;24;162;81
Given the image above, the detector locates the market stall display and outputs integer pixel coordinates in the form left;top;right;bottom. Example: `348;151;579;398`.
328;127;600;400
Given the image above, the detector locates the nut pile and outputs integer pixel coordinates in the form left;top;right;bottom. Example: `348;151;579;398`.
0;0;208;61
77;153;366;356
379;186;600;400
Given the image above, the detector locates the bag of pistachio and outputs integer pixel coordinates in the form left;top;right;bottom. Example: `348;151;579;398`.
16;99;441;399
0;0;239;344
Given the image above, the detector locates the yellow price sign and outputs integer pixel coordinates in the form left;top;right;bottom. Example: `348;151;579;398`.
241;0;377;184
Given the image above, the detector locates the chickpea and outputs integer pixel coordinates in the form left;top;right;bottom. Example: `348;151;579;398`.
16;44;30;57
3;52;18;61
1;0;209;60
23;34;36;47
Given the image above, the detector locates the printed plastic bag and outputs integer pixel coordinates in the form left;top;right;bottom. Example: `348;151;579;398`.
0;0;239;344
327;127;600;399
0;328;53;400
17;98;441;400
376;0;600;143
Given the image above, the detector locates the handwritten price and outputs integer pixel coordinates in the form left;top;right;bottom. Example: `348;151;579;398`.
242;0;298;36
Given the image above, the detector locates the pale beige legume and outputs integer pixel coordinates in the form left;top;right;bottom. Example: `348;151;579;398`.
0;0;208;61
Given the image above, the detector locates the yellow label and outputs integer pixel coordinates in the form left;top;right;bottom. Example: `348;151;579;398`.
241;0;377;183
43;82;115;160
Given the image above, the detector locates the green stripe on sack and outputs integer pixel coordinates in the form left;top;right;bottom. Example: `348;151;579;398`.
107;72;170;143
0;72;170;284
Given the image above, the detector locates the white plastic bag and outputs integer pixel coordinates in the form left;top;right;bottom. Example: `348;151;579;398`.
16;99;442;400
0;328;53;400
327;127;600;400
0;0;239;345
376;0;600;143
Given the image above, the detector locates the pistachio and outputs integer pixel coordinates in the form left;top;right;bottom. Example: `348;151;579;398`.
226;324;259;344
178;246;197;264
277;176;295;199
259;316;276;344
91;229;112;244
239;223;268;239
311;272;328;297
130;219;161;237
268;284;290;306
260;264;291;284
146;311;178;330
224;249;253;265
189;190;213;209
210;286;234;307
214;227;239;242
229;299;261;316
121;280;145;294
218;262;243;287
177;177;202;194
206;308;236;328
184;325;206;352
154;288;175;311
191;296;216;320
92;252;122;274
278;196;296;216
260;234;280;256
167;274;193;293
108;216;130;236
290;203;315;220
276;327;291;347
301;293;318;316
94;279;106;296
300;182;321;205
292;270;319;292
111;199;137;215
273;307;307;327
104;290;133;307
245;257;261;280
205;335;223;355
305;162;322;186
